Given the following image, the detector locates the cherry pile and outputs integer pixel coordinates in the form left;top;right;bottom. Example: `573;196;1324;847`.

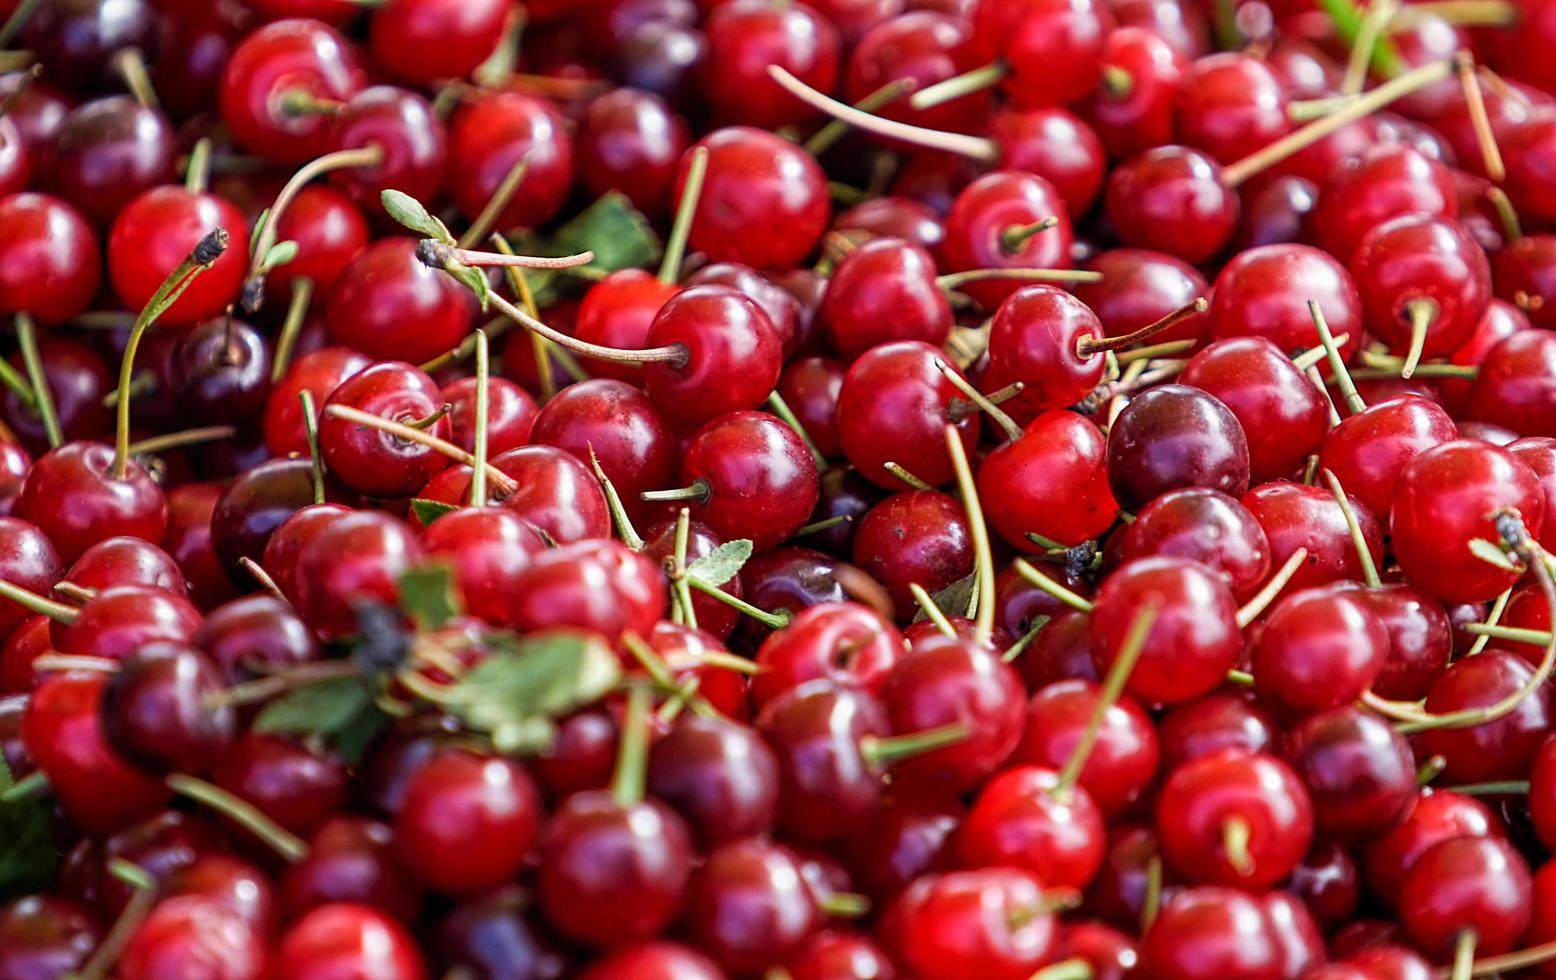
5;0;1556;977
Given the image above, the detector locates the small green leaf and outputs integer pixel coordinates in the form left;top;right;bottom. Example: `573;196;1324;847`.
332;706;390;766
914;574;976;625
382;190;454;243
686;539;753;587
254;676;371;736
262;240;299;271
0;755;57;900
551;192;662;274
446;261;492;312
442;632;621;754
400;562;462;631
1468;537;1519;572
411;498;459;526
249;207;271;255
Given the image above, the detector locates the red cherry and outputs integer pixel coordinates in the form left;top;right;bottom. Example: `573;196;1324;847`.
576;88;690;221
16;442;167;564
1104;146;1237;264
1252;586;1389;716
1080;27;1186;160
1468;330;1556;438
886;868;1060;980
822;237;951;359
108;187;248;328
1350;214;1491;367
675;127;830;269
327;86;448;215
325;238;475;364
1106;384;1251;510
1015;680;1155;818
941;170;1074;310
1242;481;1384;593
960;764;1106;890
1156;748;1313;888
705;0;840;130
273;904;426;980
447;89;574;233
837;340;981;490
319;360;451;499
1175;53;1289;164
1207;244;1363;360
971;0;1115;108
1415;650;1554;784
219;19;365;165
981;285;1108;421
981;410;1119;550
642;285;783;425
394;749;541;896
294;510;423;639
263;347;371;458
751;602;904;708
1399;836;1531;960
1284;704;1418;842
118;896;265;980
1319;395;1459;522
0;193;100;325
1362;788;1501;909
508;545;665;639
369;0;509;85
1312;144;1456;264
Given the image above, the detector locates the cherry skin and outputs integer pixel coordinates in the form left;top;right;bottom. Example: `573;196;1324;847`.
488;445;611;545
941;170;1073;311
447;89;575;232
1104;145;1237;264
272;904;426;980
0;193;100;325
1207;243;1364;360
751;602;904;708
960;763;1107;890
1312;144;1457;264
1361;788;1502;910
1509;438;1556;553
1492;233;1556;331
1319;395;1459;523
1122;488;1269;601
846;10;989;139
646;714;779;847
108;186;249;328
852;490;971;612
195;594;321;684
394;749;541;897
50;583;200;662
1468;330;1556;438
442;375;536;457
262;346;371;458
529;378;676;518
1284;704;1418;845
1175;52;1289;164
507;544;665;639
170;316;273;427
1252;587;1389;716
423;508;545;628
973;0;1114;108
577;87;690;220
281;816;421;924
1080;26;1186;160
1106;384;1251;510
1391;440;1545;604
101;643;233;775
789;930;898;980
0;517;60;634
319;360;451;499
1399;836;1532;960
981;285;1107;421
25;0;157;90
325;238;475;365
44;95;175;228
293;510;423;640
433;886;567;980
777;358;846;461
886;868;1059;980
822;237;951;359
643;285;783;425
572;270;679;383
837;340;981;490
1416;650;1555;784
1073;248;1208;348
0;895;100;980
835;195;945;256
117;896;266;980
1350;214;1492;363
327;86;448;214
704;0;839;130
265;185;369;300
576;942;725;980
369;0;508;85
980;410;1119;550
675;127;830;270
16;442;167;564
219;18;366;165
1242;481;1384;593
1158;693;1278;773
0;337;109;453
1155;749;1313;889
210;456;353;578
1090;556;1240;706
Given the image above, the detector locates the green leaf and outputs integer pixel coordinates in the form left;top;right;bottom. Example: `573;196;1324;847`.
262;240;299;272
442;632;622;754
332;705;390;766
411;498;459;527
446;260;492;312
551;192;662;273
1468;537;1519;572
254;676;371;736
249;207;270;256
399;562;462;631
914;574;976;624
0;755;57;900
382;190;455;243
686;539;753;587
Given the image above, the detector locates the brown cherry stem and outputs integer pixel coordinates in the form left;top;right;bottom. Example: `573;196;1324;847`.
322;403;518;497
52;582;96;604
115;229;229;480
908;59;1009;111
767;66;999;163
1448;936;1556;978
243;144;385;312
1055;599;1160;799
404;403;451;431
112;47;158;109
1390;0;1516;29
418;240;594;271
1235;547;1310;628
1401;297;1440;379
938;267;1103;292
1222;56;1457;187
238;557;288;603
936;360;1021;442
1116;338;1199;364
1076;298;1207;358
949;380;1024;422
1457;55;1505;182
127;425;236;457
0;63;40;123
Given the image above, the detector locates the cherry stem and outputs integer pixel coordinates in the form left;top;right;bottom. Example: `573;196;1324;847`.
806;78;917;156
687;575;791;629
641;481;711;504
468;331;491;508
404;403;451;431
298;390;326;506
0;63;37;123
795;514;850;536
12;313;56;447
270;277;313;383
944;425;996;644
1076;298;1207;359
1289;93;1362;122
1401;297;1439;379
492;231;589;394
127;425;235;457
1116;338;1198;364
32;653;116;673
73;859;156;980
419;241;594;272
609;683;653;809
0;769;45;803
883;461;933;491
910;582;957;638
1291;333;1350;372
1001;217;1058;255
1001;616;1050;664
277;89;342;118
243;145;384;312
167;773;309;862
937;267;1103;292
1102;63;1134;98
1392;0;1517;29
457;154;528;250
1446;780;1531;796
53;581;96;604
1235;547;1310;628
1322;469;1382;587
1485;186;1522;243
949;381;1023;423
238;557;288;603
934;360;1021;442
589;446;646;551
1222;56;1456;187
113;46;158;110
205;659;358;710
1457;55;1506;181
767;66;999;163
1309;299;1366;416
1452;931;1479;980
818;892;871;919
1467;588;1513;657
116;230;229;480
0;576;77;623
1463;622;1551;645
1452;936;1556;978
673;507;697;631
322;403;519;497
1013;559;1096;614
0;0;39;49
1341;0;1398;94
659;145;708;284
859;722;970;768
1222;816;1256;875
909;59;1008;111
1057;599;1161;799
1141;856;1164;932
767;391;827;469
1417;754;1448;785
1398;512;1555;734
184;138;213;197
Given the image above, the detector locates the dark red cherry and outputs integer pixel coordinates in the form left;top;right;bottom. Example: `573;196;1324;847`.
647;714;779;847
576;87;689;221
643;286;783;425
1415;650;1554;784
211;457;350;579
835;195;945;256
1073;248;1208;348
823;237;950;359
704;0;839;130
1104;145;1237;264
1174;52;1289;164
577;942;723;980
1016;678;1158;818
529;377;675;518
838;340;980;490
1399;836;1531;959
1468;330;1556;438
102;643;233;774
1313;144;1457;264
1319;395;1458;523
293;510;423;639
433;885;565;980
1242;481;1384;594
280;816;421;923
1252;587;1388;716
328;85;447;214
369;0;508;85
1122;488;1269;600
777;358;846;461
1207;244;1363;359
941;170;1073;311
170;316;273;426
1106;384;1250;510
210;733;348;839
851;490;970;612
685;837;822;974
676;127;830;269
1159;693;1277;771
219;18;366;165
1284;704;1418;842
0;192;100;325
1350;214;1491;364
0;895;100;980
319;360;451;499
325;238;475;364
44;95;175;228
196;594;321;684
394;748;541;897
1492;233;1556;331
0;336;112;454
448;90;574;232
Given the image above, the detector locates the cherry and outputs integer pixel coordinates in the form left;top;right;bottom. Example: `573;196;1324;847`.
326;86;447;215
1350;214;1492;373
885;868;1059;980
17;442;167;564
941;170;1074;310
642;286;782;425
1391;440;1545;603
966;0;1114;108
219;18;365;165
1142;886;1282;980
263;185;368;303
211;733;348;839
751;602;903;708
1492;233;1556;331
22;670;170;834
448;90;574;232
646;714;779;846
1158;693;1278;771
1104;145;1237;264
1176;53;1290;164
319;360;451;499
325;238;475;365
835;196;945;257
1252;586;1389;716
1207;244;1364;360
170;315;273;427
1237;174;1319;250
1073;249;1209;348
1319;395;1459;523
0;192;100;325
0;517;59;633
118;896;266;980
293;510;423;640
273;904;426;980
0;895;100;980
822;237;950;359
1348;582;1453;702
44;95;175;228
776;359;846;465
1416;650;1554;784
530;377;675;518
1122;488;1269;601
577;942;725;980
488;445;611;544
1106;384;1251;511
152;9;241;121
1284;705;1418;843
789;929;898;980
101;642;232;775
1089;556;1240;705
577;87;689;221
24;0;155;87
1362;788;1501;910
211;457;351;579
394;749;540;897
1399;835;1532;960
851;489;970;612
844;797;960;901
196;595;320;687
676;127;830;269
610;17;710;114
684;837;823;974
108;187;249;328
981;410;1119;550
263;347;371;458
704;0;839;130
434;886;566;980
846;10;988;140
1080;27;1186;161
1468;330;1556;438
1242;481;1384;593
1;616;49;693
838;340;981;490
369;0;508;85
980;286;1108;421
508;544;665;639
424;508;545;628
1312;144;1457;264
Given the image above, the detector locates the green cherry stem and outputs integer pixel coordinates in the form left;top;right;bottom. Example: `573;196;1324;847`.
766;390;827;469
659;145;709;284
126;425;236;456
0;576;79;623
908;59;1009;111
167;773;309;862
673;507;698;631
909;582;957;638
806;78;917;157
115;229;229;480
468;330;490;508
1467;587;1513;657
417;240;595;271
322;403;518;497
1401;297;1441;379
1055;599;1160;800
0;347;35;409
937;267;1103;292
457;154;529;250
588;446;646;551
1000;216;1058;254
299;390;325;505
1012;559;1095;614
1310;298;1366;416
13;312;57;447
270;277;313;383
1322;469;1382;587
858;722;971;769
1235;547;1310;629
72;859;157;980
883;461;933;492
610;683;653;808
935;360;1021;442
687;575;791;629
1463;622;1552;646
944;424;996;644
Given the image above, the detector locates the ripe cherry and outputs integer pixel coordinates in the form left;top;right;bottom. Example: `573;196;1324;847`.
1416;650;1554;784
751;602;903;708
675;127;830;269
369;0;509;85
577;87;690;220
507;544;664;639
16;442;168;564
326;238;475;365
293;510;423;639
646;714;779;846
394;749;541;897
981;285;1110;421
1106;384;1251;510
981;410;1119;550
0;193;100;325
886;868;1059;980
1399;836;1532;960
1207;244;1363;359
108;187;249;328
684;837;823;974
1156;749;1313;889
273;904;426;980
45;95;175;227
704;0;839;130
101;643;233;775
838;340;981;490
219;19;365;165
1104;145;1237;264
1073;248;1209;348
1468;330;1556;438
319;360;451;499
1285;705;1418;843
448;90;574;231
117;896;266;980
1122;489;1269;600
642;286;782;425
823;237;951;359
1312;144;1457;264
1319;395;1458;522
1252;587;1389;716
1175;53;1290;164
941;170;1073;310
1242;481;1384;593
0;895;100;980
852;490;970;611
